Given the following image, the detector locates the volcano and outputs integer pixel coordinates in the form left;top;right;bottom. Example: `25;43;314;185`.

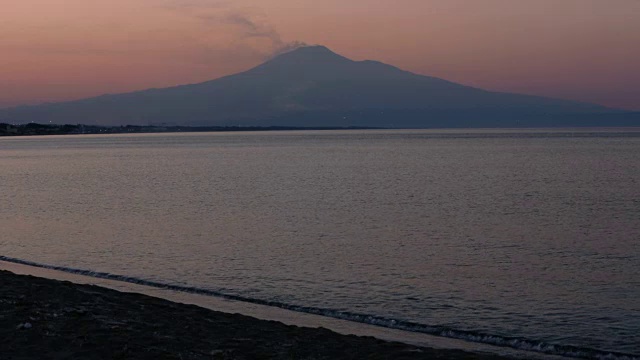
1;45;636;128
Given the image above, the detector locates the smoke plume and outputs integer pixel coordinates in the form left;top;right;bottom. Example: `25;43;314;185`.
168;2;307;60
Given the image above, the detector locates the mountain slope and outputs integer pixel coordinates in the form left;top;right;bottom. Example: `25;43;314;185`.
0;46;633;128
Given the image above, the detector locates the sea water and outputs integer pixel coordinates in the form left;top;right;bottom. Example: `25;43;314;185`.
1;129;639;358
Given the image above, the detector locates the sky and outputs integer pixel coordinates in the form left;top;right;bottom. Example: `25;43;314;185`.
1;0;639;110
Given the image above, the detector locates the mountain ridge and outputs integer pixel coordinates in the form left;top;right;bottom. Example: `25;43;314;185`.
1;45;637;128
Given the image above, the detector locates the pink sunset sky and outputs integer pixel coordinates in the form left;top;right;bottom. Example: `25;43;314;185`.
1;0;639;110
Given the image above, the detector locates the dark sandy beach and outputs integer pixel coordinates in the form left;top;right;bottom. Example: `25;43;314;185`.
0;270;516;360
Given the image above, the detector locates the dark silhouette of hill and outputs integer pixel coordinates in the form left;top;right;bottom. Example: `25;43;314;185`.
1;46;637;128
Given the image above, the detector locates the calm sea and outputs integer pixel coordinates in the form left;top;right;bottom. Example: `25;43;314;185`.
1;129;639;358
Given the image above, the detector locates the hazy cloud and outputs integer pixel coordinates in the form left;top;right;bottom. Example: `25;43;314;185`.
165;1;306;60
219;12;307;57
160;0;230;10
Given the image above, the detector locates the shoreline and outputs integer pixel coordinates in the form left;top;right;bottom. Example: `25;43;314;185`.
0;269;517;359
0;123;380;137
2;124;640;138
0;259;561;359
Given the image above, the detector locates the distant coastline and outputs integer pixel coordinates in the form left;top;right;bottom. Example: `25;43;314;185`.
4;122;640;137
0;123;379;137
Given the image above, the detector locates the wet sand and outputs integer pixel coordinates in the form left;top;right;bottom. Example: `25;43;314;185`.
0;270;515;359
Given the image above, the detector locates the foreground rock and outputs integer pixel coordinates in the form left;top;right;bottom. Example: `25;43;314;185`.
0;270;510;359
